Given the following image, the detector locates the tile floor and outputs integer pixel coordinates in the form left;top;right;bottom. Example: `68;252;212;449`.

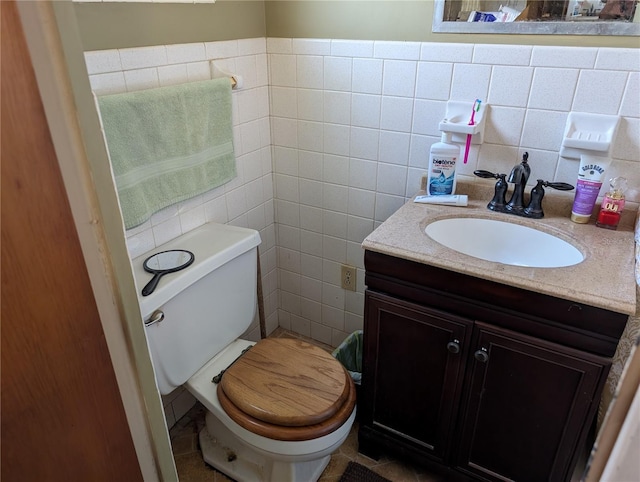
168;328;445;481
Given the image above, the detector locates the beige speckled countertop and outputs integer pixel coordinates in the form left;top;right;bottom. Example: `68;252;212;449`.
362;180;637;315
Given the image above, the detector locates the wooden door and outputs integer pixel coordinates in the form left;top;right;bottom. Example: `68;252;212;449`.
455;322;608;482
361;291;471;462
1;2;143;480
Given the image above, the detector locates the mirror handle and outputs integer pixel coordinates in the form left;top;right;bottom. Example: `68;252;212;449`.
142;272;164;296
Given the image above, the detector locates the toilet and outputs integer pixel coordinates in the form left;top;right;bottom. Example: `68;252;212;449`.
133;222;357;482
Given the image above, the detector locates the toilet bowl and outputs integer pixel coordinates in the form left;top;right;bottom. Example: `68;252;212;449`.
134;222;356;482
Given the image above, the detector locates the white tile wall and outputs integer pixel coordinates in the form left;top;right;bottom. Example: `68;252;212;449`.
267;39;640;350
85;37;277;348
85;38;640;426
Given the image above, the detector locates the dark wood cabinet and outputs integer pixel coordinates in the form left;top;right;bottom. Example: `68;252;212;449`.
359;251;628;482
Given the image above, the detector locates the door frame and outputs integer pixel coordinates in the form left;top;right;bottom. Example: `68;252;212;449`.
15;2;176;480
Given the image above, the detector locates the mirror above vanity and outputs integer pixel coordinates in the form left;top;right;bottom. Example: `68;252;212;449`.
433;0;640;35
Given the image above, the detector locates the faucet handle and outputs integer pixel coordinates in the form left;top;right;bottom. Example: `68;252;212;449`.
524;180;575;219
543;181;574;191
474;169;504;179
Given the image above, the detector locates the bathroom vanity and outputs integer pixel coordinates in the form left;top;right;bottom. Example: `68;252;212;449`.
358;183;636;482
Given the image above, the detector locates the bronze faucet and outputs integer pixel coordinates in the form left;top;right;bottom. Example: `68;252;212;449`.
474;152;574;218
505;152;531;214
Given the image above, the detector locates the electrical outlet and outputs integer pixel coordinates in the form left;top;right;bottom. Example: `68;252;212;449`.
341;264;356;292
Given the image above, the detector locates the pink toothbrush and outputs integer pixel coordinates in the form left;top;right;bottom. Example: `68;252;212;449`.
464;99;481;164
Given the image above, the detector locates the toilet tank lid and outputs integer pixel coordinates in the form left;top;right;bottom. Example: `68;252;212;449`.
132;222;261;319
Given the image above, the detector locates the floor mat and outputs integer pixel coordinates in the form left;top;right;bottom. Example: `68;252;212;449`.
339;461;391;482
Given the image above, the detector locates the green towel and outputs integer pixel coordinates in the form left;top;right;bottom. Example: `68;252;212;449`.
98;78;236;229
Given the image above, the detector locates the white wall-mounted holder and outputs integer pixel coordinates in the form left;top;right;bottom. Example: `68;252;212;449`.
560;112;620;159
210;61;243;90
438;100;489;144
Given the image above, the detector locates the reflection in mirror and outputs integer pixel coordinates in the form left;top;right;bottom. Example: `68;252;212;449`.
433;0;640;35
142;249;195;296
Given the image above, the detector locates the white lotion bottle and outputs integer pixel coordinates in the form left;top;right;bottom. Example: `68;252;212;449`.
427;132;460;195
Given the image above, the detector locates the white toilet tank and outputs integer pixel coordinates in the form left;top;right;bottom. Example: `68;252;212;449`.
132;222;262;395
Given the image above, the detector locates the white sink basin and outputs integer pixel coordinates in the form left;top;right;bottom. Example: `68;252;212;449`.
424;218;584;268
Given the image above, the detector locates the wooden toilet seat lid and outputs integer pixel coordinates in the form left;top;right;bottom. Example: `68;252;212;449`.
219;338;350;427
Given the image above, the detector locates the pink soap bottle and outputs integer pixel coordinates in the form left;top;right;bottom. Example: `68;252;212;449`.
596;177;627;230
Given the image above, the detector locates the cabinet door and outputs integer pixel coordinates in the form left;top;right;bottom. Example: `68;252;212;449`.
456;322;609;482
362;291;471;462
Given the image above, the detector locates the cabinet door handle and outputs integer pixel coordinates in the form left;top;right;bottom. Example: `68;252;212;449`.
447;340;461;354
474;347;489;363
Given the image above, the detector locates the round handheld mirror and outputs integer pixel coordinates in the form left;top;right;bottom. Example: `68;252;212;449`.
141;249;194;296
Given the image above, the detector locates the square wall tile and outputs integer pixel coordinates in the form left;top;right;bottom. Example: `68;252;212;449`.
350;127;380;161
124;68;159;92
376;163;407;196
323;154;350;185
347;216;373;243
267;38;292;54
293;39;331;55
299;150;323;180
349;158;378;191
382;60;417;97
237;89;261;124
158;64;189;87
351;94;381;129
374;193;404;222
331;40;374;58
488;66;533;108
85;50;122;75
297;89;324;121
531;46;597;69
473;45;532;66
413;99;447;137
298;121;324;152
374;41;420;60
297;56;324;89
415;62;453;100
323;124;350;156
613;117;640;162
573;70;627;115
322;184;348;213
421;42;474;63
271;87;298;118
476;144;520;175
271;117;298;148
89;72;126;95
300;276;322;301
119;45;167;70
324;57;352;91
378;131;410;165
205;40;238;59
299;179;323;209
348;188;376;218
238;38;266;56
236;56;258;89
483;106;526;147
380;96;413;132
324;91;351;125
270;54;296;87
620;72;640;118
595;48;640;72
521;110;568;152
186;61;210;82
450;63;491;102
166;43;205;64
352;58;383;94
323;211;348;238
528;68;578;111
